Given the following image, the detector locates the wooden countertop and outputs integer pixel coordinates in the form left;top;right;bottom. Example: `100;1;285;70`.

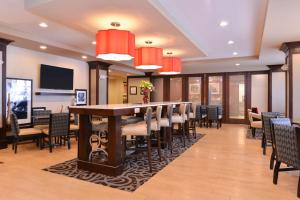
69;102;190;116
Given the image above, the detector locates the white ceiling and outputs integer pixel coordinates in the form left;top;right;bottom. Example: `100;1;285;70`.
0;0;299;73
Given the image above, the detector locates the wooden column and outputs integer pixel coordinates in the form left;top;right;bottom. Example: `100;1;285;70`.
88;61;111;105
280;42;300;119
163;77;170;101
0;38;12;149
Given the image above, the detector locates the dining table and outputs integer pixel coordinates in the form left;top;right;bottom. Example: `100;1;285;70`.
69;102;190;176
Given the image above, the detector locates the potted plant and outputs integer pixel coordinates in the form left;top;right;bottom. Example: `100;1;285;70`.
140;80;154;104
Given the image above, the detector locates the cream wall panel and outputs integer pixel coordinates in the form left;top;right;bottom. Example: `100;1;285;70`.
6;46;89;112
251;74;268;112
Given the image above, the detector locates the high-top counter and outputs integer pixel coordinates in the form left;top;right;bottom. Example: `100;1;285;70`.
69;102;188;176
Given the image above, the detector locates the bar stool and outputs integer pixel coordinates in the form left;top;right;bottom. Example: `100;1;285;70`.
171;103;187;147
160;104;174;153
122;107;162;172
188;103;198;139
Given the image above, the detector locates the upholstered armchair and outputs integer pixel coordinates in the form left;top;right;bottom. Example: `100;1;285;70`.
272;124;300;198
248;111;262;137
261;112;283;156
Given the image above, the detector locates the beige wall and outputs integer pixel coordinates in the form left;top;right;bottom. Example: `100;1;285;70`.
128;77;150;103
108;77;126;104
6;46;89;112
251;74;268;112
271;72;286;114
293;54;300;119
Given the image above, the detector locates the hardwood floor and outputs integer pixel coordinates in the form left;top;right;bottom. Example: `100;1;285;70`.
0;124;298;200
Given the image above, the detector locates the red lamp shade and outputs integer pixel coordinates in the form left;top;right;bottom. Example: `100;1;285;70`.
159;57;182;75
96;29;135;61
134;47;163;70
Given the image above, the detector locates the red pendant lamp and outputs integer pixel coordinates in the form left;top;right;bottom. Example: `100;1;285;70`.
135;41;163;70
96;22;135;61
159;53;182;75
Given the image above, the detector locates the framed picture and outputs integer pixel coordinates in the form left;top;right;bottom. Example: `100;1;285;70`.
189;83;200;95
6;78;33;125
210;82;220;94
75;89;87;105
130;86;137;95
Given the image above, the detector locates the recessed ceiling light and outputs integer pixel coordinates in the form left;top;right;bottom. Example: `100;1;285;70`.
39;22;48;28
228;40;234;45
92;41;96;45
235;63;240;66
82;55;87;59
219;21;228;27
40;45;47;50
233;52;238;56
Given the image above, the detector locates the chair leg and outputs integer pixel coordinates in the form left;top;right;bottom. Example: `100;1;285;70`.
168;127;173;154
251;128;256;138
270;150;275;170
49;136;53;153
146;136;152;172
262;135;266;155
273;161;281;184
14;140;18;154
67;136;71;149
192;119;196;139
182;123;186;147
157;131;162;162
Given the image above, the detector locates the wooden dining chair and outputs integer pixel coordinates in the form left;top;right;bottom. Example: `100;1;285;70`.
261;112;282;155
42;113;70;153
270;118;292;170
207;105;221;129
10;113;43;153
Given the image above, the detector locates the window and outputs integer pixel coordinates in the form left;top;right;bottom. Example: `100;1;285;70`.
229;75;245;119
208;76;223;105
188;77;202;103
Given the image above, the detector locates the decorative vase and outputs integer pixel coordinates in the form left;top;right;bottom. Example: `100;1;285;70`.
143;92;149;104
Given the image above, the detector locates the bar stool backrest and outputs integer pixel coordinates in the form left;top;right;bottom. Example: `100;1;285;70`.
156;105;163;130
185;103;190;121
145;107;152;136
191;103;198;116
167;104;174;126
179;103;187;121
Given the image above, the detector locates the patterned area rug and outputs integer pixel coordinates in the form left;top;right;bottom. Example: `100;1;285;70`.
43;134;204;192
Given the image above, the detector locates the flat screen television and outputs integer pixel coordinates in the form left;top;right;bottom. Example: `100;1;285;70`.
40;64;74;90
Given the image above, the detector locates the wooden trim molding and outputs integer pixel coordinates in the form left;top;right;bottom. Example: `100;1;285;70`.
128;70;269;124
280;41;300;119
0;38;13;149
